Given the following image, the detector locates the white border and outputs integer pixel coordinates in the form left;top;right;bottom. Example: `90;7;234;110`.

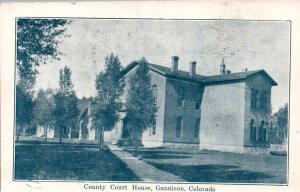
1;1;300;192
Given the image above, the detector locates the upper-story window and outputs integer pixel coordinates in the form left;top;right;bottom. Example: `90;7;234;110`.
177;87;185;107
260;91;268;112
176;116;183;138
152;84;158;107
251;89;269;112
251;89;258;110
195;91;201;109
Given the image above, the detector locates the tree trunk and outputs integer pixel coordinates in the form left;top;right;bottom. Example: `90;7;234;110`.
44;126;48;143
133;132;138;156
59;125;63;143
102;126;105;149
98;126;105;151
69;126;72;139
98;128;102;151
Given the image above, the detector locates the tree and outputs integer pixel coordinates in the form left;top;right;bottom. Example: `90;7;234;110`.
53;66;79;143
269;103;288;144
33;89;55;142
125;58;157;152
16;84;34;141
16;19;71;139
90;53;124;150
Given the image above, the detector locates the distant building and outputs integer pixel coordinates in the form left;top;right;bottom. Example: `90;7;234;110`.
79;56;277;153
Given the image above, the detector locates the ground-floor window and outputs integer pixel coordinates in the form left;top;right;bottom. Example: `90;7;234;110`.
151;115;156;135
194;118;200;138
250;119;256;142
259;121;264;142
176;116;183;138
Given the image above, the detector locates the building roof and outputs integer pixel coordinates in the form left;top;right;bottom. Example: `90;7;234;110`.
121;61;205;84
121;61;278;86
202;70;278;86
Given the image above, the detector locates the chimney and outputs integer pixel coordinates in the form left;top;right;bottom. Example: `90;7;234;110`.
171;56;179;72
220;57;226;74
189;61;197;76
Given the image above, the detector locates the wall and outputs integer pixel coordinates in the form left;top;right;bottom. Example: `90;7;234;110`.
244;74;273;147
200;82;245;152
163;78;203;146
36;125;55;138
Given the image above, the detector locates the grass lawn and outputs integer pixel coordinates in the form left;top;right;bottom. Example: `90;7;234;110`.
15;143;141;181
125;148;287;184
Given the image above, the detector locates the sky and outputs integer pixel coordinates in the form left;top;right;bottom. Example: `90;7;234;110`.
34;19;290;112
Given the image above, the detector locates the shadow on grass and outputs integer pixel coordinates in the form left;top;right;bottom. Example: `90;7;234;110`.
148;163;273;183
125;150;192;160
142;154;190;160
124;148;210;160
15;144;141;181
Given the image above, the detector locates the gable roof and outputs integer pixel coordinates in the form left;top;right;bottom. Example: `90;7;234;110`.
121;61;278;86
202;70;278;86
121;61;205;84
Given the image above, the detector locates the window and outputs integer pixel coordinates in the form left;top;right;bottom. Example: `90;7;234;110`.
151;115;156;135
194;118;200;138
260;91;268;112
176;116;183;138
250;119;256;142
195;91;201;109
259;121;264;142
177;88;184;107
152;84;158;107
251;89;258;110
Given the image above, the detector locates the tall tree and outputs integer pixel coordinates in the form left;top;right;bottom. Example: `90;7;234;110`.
53;66;79;143
16;19;71;139
33;89;55;142
125;58;157;152
90;53;124;150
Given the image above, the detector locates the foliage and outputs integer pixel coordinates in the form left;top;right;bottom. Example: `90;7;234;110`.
53;66;79;142
32;89;55;142
17;19;70;91
16;19;70;138
90;53;124;149
269;103;288;144
125;58;157;145
16;84;35;139
33;89;55;127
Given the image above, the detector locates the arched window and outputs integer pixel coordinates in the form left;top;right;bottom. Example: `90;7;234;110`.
152;84;158;107
151;115;156;135
263;122;268;142
194;118;200;138
176;116;183;138
251;89;258;110
259;121;264;142
250;119;256;142
195;91;201;109
177;87;184;107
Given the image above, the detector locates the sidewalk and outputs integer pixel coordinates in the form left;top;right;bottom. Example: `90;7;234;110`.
108;145;186;182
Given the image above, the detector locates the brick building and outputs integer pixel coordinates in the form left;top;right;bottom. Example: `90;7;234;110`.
80;56;277;153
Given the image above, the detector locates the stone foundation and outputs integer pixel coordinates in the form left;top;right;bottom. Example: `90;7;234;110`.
200;144;270;154
200;144;245;153
163;142;199;149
